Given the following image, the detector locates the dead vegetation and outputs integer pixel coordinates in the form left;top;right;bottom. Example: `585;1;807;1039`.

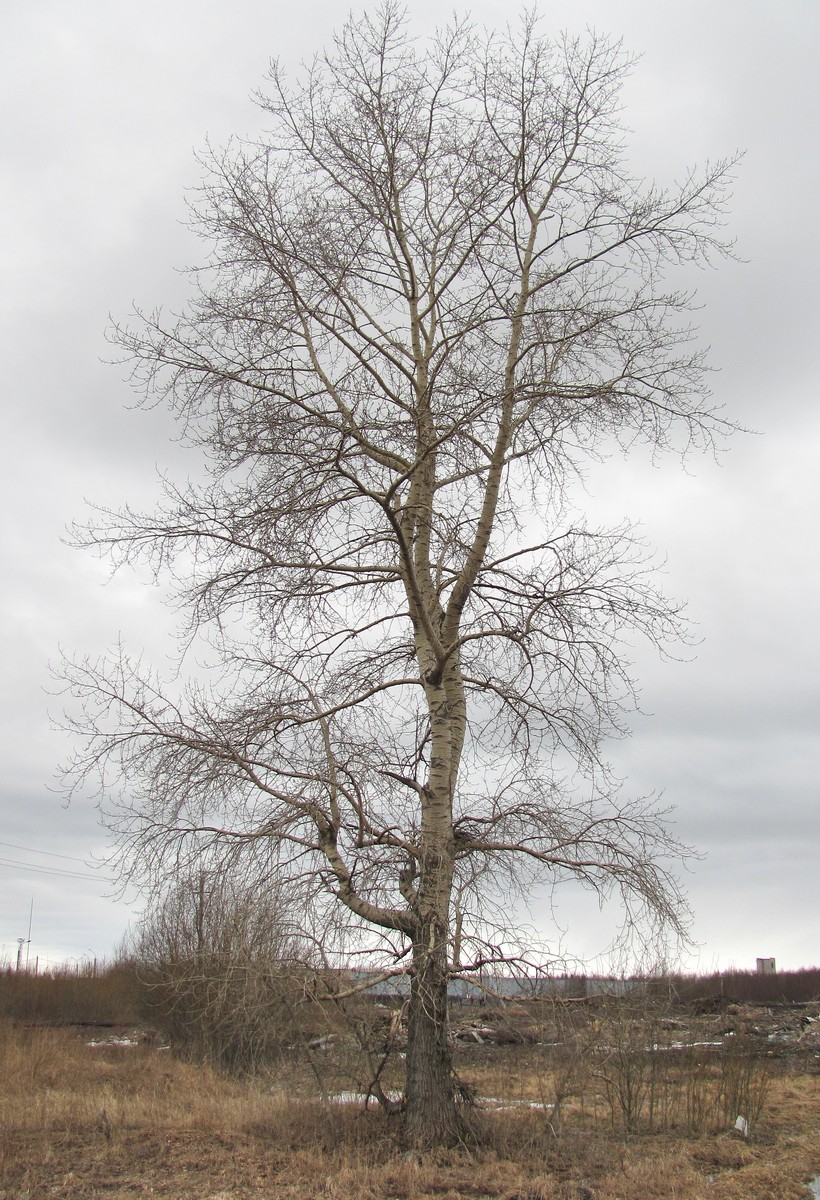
2;991;820;1199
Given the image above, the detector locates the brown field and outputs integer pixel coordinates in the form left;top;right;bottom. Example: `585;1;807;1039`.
2;999;820;1200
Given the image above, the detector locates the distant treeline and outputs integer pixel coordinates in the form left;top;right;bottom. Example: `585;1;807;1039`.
2;961;819;1027
0;963;142;1025
655;968;820;1006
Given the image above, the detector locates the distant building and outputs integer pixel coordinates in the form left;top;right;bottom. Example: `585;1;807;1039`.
347;970;644;1001
756;957;776;975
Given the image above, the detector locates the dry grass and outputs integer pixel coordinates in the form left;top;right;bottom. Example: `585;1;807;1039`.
1;1019;819;1199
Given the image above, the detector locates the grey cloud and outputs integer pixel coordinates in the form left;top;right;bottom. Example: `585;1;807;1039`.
1;0;817;969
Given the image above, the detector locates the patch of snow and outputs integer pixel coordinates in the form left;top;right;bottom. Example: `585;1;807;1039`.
86;1037;139;1048
478;1096;549;1111
327;1090;402;1105
652;1041;725;1051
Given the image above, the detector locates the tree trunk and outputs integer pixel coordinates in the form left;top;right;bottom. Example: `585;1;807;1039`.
404;922;465;1148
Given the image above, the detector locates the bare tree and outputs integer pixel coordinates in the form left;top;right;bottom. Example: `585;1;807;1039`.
60;5;736;1146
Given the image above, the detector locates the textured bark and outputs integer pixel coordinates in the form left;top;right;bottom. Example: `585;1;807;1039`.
404;924;464;1148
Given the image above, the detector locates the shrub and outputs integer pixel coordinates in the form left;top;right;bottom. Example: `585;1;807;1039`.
130;870;313;1072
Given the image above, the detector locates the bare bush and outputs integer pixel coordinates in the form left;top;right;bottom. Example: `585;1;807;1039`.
591;993;770;1135
131;872;309;1072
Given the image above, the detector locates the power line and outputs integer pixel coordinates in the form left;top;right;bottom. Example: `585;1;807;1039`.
0;856;111;883
0;840;93;864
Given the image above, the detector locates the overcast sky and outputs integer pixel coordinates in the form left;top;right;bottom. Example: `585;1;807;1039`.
1;0;817;973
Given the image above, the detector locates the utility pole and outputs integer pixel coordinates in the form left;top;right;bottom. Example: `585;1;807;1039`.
25;898;33;970
14;901;34;972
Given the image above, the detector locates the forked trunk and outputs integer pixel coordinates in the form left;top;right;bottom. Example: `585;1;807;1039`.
403;923;466;1148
